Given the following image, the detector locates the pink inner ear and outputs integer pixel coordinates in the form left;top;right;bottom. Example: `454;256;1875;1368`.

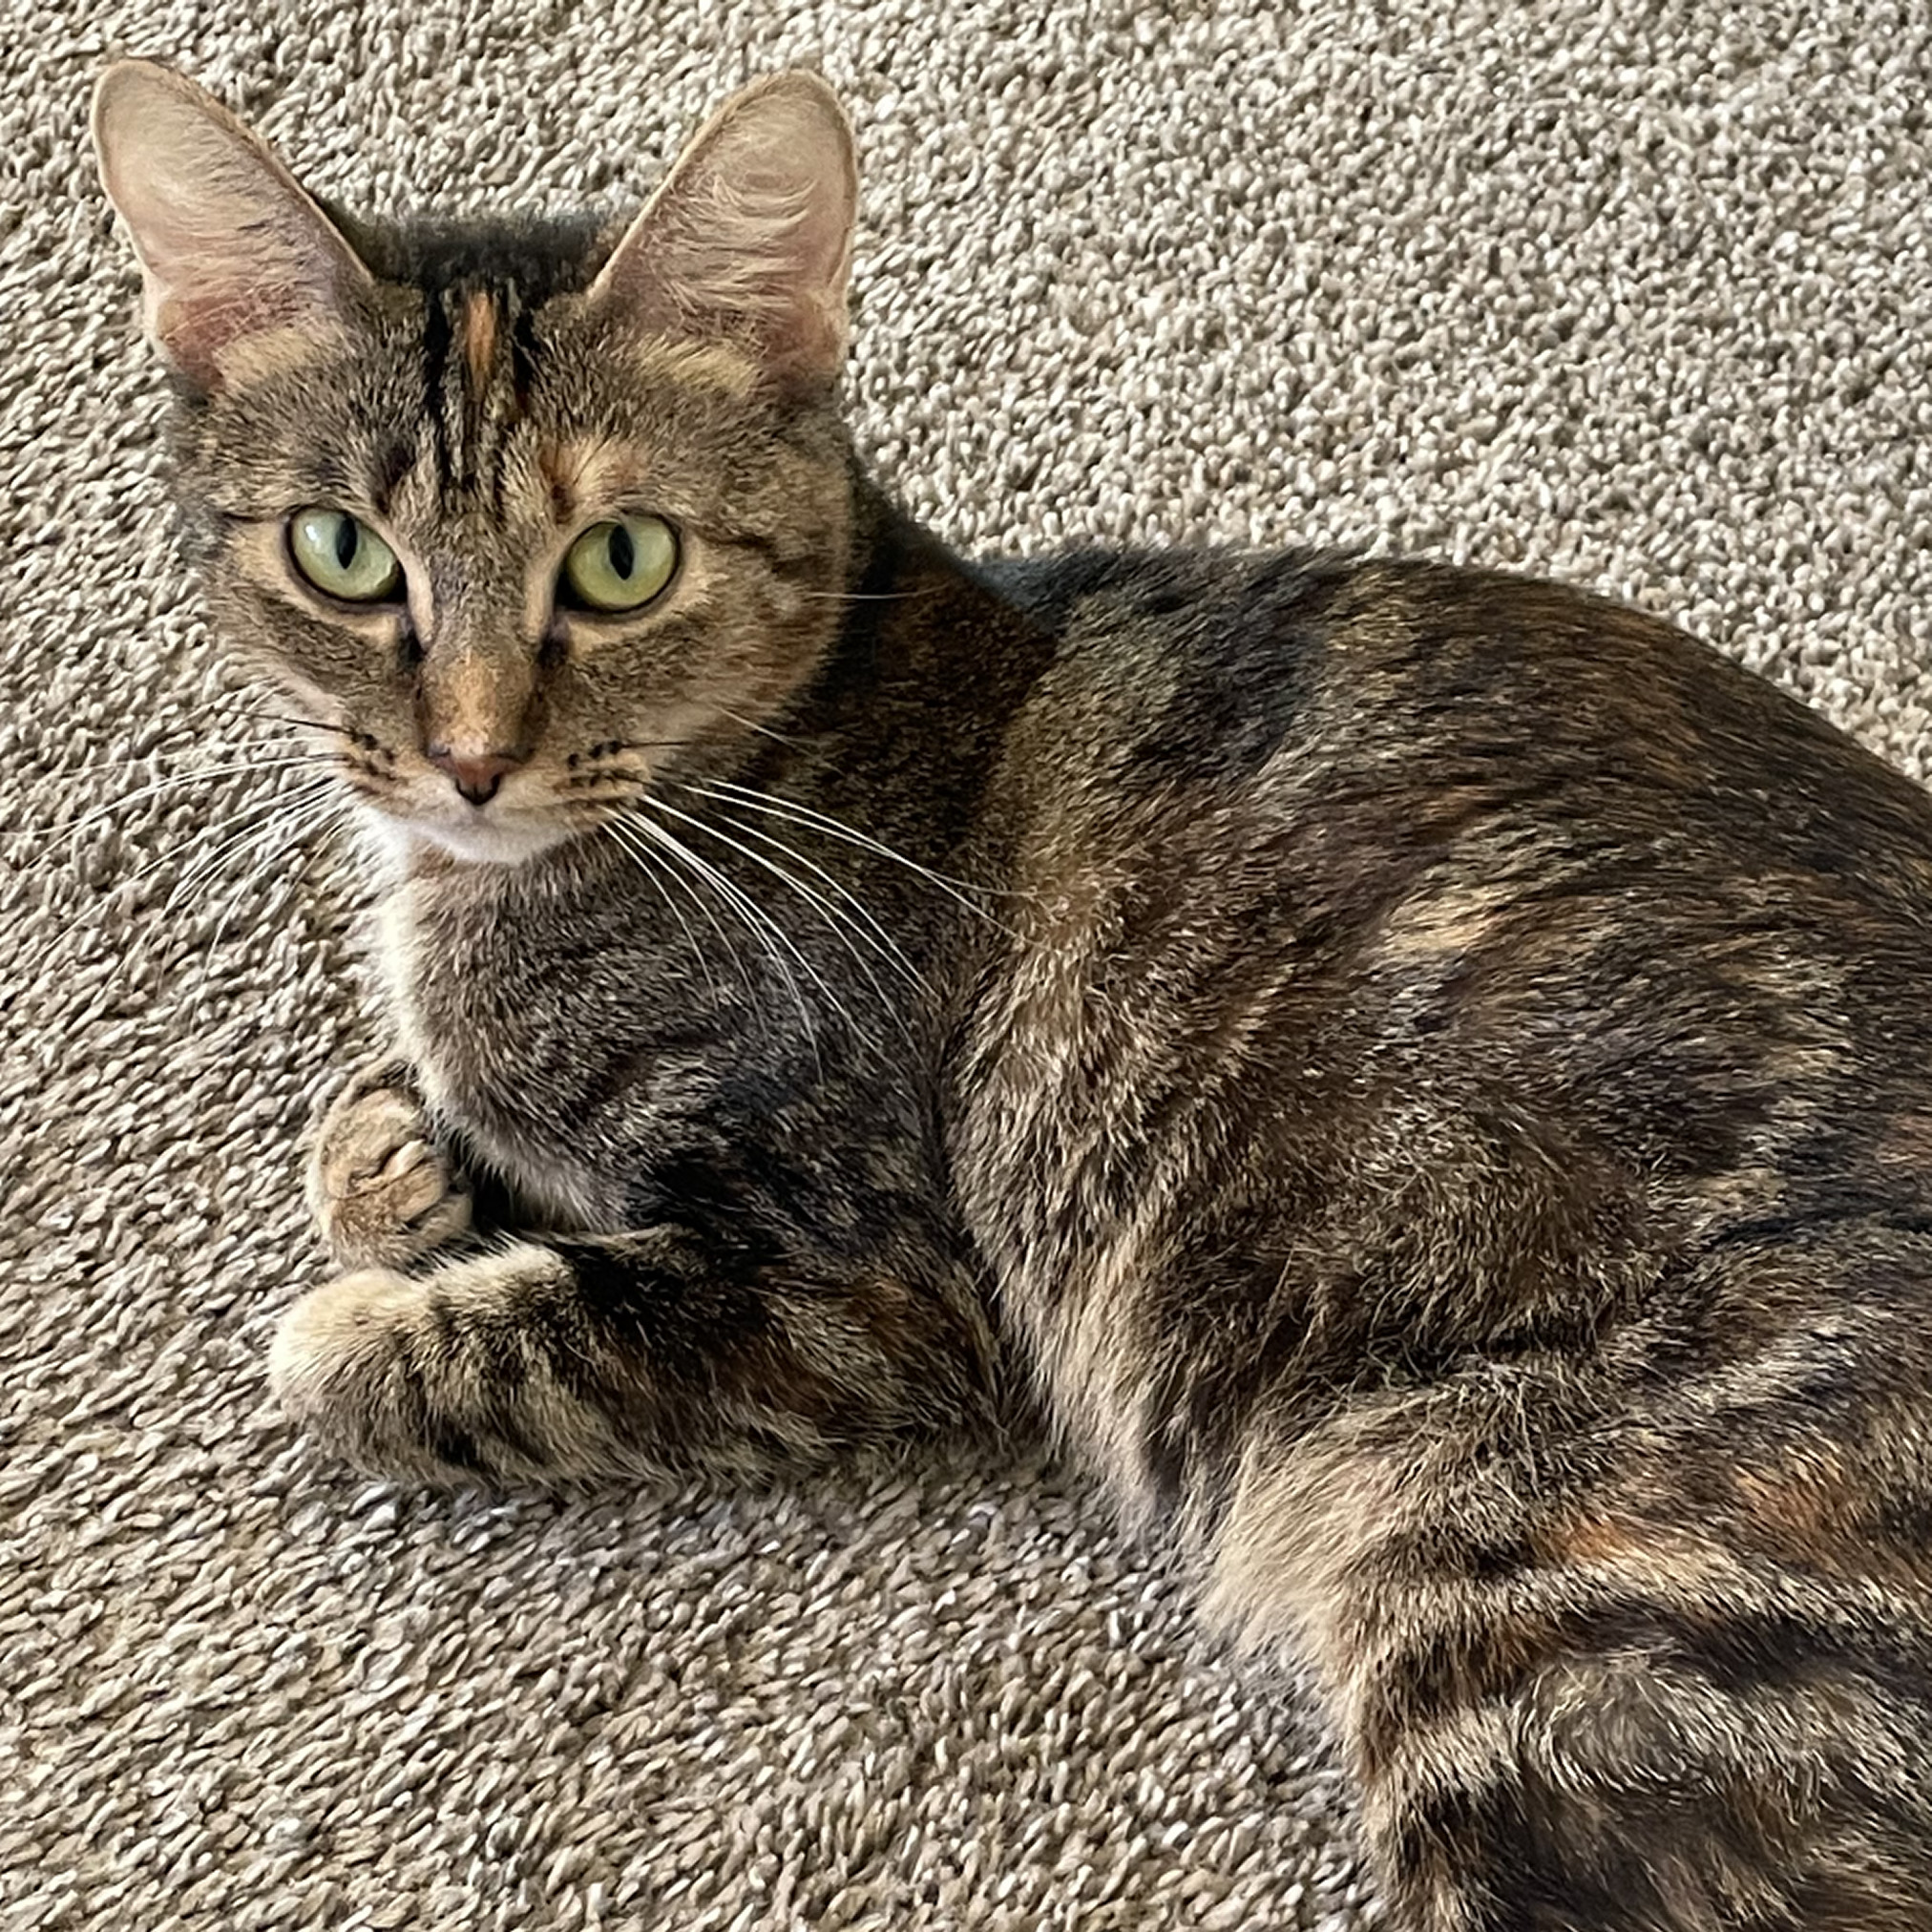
156;280;333;386
94;63;371;388
592;77;856;386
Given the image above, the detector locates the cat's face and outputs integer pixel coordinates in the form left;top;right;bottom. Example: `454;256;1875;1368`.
94;64;859;866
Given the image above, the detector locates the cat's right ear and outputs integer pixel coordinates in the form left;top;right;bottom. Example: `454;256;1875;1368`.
91;60;373;391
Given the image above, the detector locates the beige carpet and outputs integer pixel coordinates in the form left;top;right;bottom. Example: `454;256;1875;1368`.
7;3;1930;1927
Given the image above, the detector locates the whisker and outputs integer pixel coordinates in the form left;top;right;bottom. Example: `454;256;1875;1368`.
566;767;652;791
14;755;344;844
715;708;802;750
157;778;342;914
597;817;725;1007
194;700;357;736
98;777;339;900
610;808;776;1012
198;791;355;956
256;715;367;742
201;701;386;752
686;780;1012;928
623;811;828;1059
631;815;813;1018
36;779;337;984
602;814;749;989
644;798;911;1041
657;802;925;1031
644;802;893;1053
711;808;928;992
25;743;291;779
789;588;936;603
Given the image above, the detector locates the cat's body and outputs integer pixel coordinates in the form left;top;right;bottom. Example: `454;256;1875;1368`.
94;61;1932;1932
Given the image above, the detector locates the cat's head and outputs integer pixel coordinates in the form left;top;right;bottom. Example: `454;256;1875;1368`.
93;63;859;865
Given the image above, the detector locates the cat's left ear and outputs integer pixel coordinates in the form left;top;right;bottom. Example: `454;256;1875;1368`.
92;59;374;390
588;72;858;389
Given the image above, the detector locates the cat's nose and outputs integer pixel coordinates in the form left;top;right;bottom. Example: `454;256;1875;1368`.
426;746;523;807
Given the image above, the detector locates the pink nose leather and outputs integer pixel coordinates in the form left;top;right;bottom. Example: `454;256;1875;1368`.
427;747;522;807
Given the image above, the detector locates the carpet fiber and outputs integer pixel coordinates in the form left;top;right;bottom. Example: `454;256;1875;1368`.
6;4;1930;1928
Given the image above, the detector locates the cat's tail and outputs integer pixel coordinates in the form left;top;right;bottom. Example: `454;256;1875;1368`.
1206;1222;1932;1931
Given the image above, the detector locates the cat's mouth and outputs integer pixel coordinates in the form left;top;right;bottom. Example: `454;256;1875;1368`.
351;770;581;866
326;725;666;868
408;809;576;865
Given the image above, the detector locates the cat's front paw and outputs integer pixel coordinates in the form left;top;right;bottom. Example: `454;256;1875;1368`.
270;1267;416;1461
270;1268;461;1480
268;1248;615;1484
306;1064;471;1270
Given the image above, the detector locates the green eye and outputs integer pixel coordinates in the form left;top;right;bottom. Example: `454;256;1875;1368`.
289;509;402;602
561;515;679;613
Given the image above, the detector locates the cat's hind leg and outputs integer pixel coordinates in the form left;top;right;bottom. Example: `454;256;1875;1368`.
269;1229;996;1484
1215;1226;1932;1931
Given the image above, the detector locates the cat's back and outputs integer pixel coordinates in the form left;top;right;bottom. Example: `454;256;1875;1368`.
990;545;1930;880
980;544;1932;957
958;545;1932;1289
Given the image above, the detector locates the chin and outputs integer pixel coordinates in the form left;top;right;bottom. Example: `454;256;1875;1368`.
355;804;579;869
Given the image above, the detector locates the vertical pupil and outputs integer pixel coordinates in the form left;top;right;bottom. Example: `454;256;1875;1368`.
334;518;358;571
607;523;636;579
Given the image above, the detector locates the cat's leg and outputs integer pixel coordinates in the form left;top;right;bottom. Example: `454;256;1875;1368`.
1208;1228;1932;1931
305;1056;472;1270
268;1228;996;1483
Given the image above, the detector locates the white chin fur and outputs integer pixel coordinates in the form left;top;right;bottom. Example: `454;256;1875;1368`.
352;801;574;869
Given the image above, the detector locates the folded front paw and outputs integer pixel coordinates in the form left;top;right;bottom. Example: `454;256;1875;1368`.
269;1269;437;1476
306;1067;472;1270
268;1250;619;1484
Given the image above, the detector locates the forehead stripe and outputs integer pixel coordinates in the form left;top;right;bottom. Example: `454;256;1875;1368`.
420;286;455;493
462;289;498;387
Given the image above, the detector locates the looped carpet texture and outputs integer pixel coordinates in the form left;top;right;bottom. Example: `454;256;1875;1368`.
4;3;1929;1927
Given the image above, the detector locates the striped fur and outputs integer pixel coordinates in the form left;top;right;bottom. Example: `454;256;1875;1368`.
96;63;1932;1929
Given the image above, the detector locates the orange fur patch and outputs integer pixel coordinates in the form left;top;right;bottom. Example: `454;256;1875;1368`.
462;289;497;386
537;442;582;522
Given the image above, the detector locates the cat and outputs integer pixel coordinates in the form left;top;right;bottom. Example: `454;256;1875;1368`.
92;57;1932;1932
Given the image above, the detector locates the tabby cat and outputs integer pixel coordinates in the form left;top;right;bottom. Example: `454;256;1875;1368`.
93;58;1932;1931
